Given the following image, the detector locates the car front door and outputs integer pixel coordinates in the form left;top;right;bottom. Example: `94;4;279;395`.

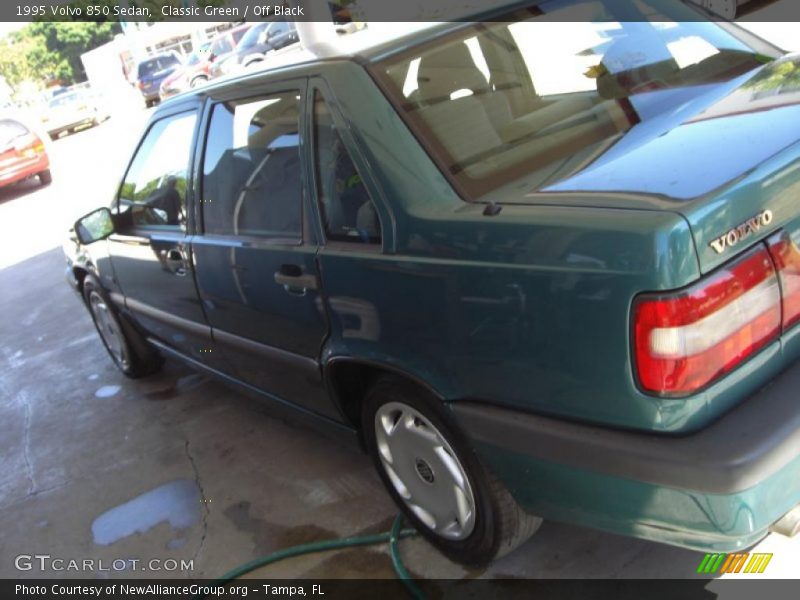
107;105;215;364
192;81;337;420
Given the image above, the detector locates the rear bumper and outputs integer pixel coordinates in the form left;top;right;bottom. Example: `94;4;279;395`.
0;155;49;187
452;357;800;551
46;116;95;136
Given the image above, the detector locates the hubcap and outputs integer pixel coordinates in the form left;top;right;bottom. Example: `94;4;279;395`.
89;292;130;370
374;401;476;540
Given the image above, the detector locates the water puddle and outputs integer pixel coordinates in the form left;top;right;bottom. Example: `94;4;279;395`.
92;479;200;545
94;385;121;398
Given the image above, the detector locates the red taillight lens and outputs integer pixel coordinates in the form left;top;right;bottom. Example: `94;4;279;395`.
634;247;781;396
767;231;800;330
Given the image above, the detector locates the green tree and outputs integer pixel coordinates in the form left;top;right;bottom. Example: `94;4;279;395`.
0;29;62;88
28;20;121;83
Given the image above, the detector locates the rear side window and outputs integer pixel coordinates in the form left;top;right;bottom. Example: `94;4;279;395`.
118;112;197;230
201;91;302;239
211;36;233;56
313;92;381;244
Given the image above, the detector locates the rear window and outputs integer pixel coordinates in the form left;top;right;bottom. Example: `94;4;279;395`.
138;56;179;78
373;1;778;199
0;119;29;147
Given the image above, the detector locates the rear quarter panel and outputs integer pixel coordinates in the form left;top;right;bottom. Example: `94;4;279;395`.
311;62;790;433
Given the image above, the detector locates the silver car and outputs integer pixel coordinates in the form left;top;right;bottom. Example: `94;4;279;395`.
41;91;106;140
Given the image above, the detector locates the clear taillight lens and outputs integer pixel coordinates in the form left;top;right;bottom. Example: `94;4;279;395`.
634;247;781;396
767;231;800;330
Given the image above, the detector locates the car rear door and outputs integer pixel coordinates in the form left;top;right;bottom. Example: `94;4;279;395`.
192;79;337;420
107;102;216;364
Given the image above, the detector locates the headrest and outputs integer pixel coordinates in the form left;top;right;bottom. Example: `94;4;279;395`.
417;42;489;103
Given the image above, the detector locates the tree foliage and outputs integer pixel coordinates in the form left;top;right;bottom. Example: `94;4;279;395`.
0;1;121;89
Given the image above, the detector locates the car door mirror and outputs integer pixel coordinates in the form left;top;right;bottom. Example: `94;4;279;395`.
75;207;115;245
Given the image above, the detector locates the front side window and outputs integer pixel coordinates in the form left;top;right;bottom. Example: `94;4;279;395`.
202;91;302;239
118;112;196;229
313;92;381;244
374;0;778;198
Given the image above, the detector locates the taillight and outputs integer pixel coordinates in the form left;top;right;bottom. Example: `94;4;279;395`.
634;246;781;396
767;231;800;330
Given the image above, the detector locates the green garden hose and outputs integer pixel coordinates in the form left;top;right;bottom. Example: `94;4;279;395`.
193;514;425;600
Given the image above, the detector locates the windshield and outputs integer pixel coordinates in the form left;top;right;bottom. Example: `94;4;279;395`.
374;0;780;199
49;93;82;108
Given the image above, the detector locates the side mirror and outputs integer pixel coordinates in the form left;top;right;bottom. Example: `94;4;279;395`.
75;207;115;245
208;52;216;63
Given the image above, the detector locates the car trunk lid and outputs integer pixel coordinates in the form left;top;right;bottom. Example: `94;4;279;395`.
492;55;800;275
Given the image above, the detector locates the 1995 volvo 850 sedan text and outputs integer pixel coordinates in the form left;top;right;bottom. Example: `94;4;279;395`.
65;1;800;565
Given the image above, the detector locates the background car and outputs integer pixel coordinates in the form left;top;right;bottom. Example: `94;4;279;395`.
160;24;254;100
689;0;752;18
209;20;298;78
0;115;51;189
136;52;183;107
41;88;107;139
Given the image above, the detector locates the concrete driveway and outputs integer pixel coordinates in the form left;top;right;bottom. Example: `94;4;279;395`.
1;27;799;588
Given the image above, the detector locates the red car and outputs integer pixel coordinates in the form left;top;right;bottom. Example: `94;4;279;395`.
0;116;51;189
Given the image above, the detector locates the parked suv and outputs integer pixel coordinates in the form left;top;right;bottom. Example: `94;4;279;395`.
66;2;800;566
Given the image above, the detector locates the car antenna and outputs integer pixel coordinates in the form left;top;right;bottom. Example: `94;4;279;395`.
483;202;502;216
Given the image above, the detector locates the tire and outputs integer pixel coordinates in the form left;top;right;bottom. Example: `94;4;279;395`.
363;375;541;566
83;276;162;378
38;169;52;185
190;76;207;88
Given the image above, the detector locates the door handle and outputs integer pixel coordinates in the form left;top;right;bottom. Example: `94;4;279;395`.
274;264;318;295
162;248;186;276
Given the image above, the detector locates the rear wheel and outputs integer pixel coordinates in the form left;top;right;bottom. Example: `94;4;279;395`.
83;277;162;378
190;76;207;88
363;376;541;565
38;169;52;185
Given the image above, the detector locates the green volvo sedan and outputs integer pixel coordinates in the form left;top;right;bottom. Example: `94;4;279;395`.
66;1;800;565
